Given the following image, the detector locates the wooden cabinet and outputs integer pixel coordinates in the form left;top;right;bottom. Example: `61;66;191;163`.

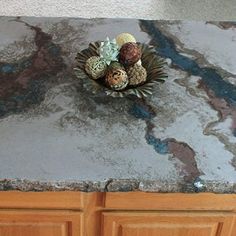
102;192;236;236
0;210;83;236
102;212;235;236
0;191;236;236
0;192;84;236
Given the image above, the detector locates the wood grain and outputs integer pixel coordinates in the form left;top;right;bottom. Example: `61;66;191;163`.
0;210;82;236
102;212;235;236
0;191;83;210
105;192;236;211
83;193;104;236
0;191;236;236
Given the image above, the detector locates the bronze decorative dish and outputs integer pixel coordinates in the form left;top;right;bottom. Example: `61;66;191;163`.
74;41;167;98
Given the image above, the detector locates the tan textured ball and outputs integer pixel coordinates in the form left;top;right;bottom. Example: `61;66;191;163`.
127;63;147;86
85;56;107;80
105;68;128;91
116;33;136;47
119;42;141;66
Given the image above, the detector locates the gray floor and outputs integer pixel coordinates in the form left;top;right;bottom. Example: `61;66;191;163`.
0;0;236;21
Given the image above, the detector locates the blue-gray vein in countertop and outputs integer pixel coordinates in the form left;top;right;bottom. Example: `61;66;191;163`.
0;17;236;192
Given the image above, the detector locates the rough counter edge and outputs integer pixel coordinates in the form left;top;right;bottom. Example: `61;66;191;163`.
0;179;236;193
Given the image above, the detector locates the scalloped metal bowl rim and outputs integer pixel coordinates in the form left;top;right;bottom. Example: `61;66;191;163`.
75;42;167;98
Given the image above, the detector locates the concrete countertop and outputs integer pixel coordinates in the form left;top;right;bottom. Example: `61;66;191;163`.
0;17;236;192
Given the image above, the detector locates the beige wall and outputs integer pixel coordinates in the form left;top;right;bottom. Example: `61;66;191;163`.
0;0;235;20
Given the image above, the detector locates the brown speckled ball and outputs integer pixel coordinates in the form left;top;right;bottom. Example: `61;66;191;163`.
105;68;128;91
119;42;141;66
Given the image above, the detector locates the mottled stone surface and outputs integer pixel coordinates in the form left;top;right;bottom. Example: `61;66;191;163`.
0;17;235;192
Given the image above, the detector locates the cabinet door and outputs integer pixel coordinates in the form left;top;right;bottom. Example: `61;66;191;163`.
0;210;82;236
102;212;235;236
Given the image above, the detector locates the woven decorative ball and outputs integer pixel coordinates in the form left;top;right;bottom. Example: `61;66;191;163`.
116;33;136;47
119;42;141;66
127;63;147;86
75;41;167;98
85;56;107;80
105;68;128;91
109;61;125;70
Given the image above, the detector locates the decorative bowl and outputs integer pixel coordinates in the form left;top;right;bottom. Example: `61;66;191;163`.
74;41;167;98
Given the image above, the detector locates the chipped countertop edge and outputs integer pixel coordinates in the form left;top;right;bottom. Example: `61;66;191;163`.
0;179;236;193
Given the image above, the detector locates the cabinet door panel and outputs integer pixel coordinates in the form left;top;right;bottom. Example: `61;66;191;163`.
0;210;82;236
102;212;235;236
0;222;68;236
